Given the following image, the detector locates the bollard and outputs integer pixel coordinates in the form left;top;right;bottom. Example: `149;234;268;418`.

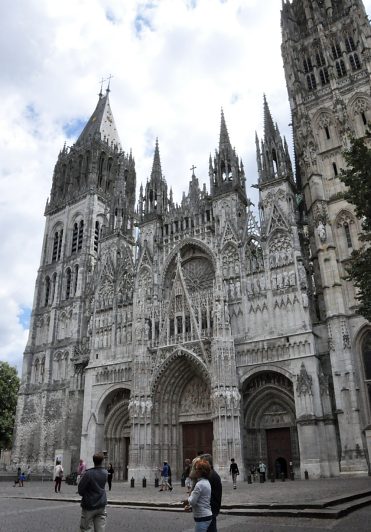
259;473;264;483
280;472;285;482
304;470;309;480
290;471;295;481
247;474;252;484
270;474;275;483
130;477;135;488
154;478;159;488
142;477;146;488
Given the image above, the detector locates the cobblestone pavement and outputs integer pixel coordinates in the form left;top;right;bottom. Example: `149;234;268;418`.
0;476;370;507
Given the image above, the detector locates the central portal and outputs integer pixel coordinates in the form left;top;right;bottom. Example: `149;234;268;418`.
266;427;292;478
182;422;213;461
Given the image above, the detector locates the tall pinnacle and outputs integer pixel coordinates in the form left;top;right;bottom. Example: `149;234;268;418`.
76;90;121;149
219;108;232;152
150;138;163;184
263;94;276;140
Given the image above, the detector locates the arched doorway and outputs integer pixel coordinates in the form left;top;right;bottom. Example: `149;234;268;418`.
152;349;212;478
242;371;299;478
102;389;131;480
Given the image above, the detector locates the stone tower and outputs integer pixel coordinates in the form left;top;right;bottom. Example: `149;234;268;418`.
281;0;371;473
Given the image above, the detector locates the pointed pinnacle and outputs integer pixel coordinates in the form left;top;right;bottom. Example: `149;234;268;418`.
263;94;276;139
219;108;232;151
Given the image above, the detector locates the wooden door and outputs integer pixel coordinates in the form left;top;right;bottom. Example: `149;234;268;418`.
182;422;213;461
266;427;292;478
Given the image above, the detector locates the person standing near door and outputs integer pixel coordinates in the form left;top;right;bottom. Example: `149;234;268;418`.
107;463;114;491
258;460;267;482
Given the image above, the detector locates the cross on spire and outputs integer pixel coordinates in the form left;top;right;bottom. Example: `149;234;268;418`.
190;165;197;176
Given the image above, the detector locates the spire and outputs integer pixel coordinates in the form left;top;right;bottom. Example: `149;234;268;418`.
150;138;163;184
141;139;168;219
257;96;293;184
76;91;121;149
210;109;246;201
263;95;275;141
219;108;232;152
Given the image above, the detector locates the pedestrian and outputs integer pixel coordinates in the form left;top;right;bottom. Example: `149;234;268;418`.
183;459;212;531
78;451;108;532
249;464;256;482
258;460;267;482
54;460;63;493
19;471;26;487
200;454;222;532
229;458;240;489
26;465;32;481
184;458;192;494
168;462;173;489
107;463;114;491
76;458;86;493
77;459;86;484
159;461;172;491
13;467;21;487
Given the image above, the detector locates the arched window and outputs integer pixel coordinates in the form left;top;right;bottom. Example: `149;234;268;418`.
361;331;371;411
65;268;72;299
336;59;347;77
306;73;316;91
362;332;371;380
52;232;59;262
349;53;361;71
71;223;78;254
58;229;63;260
78;220;84;251
74;264;79;295
94;221;100;252
52;272;57;303
319;68;329;85
52;229;63;262
98;154;105;187
44;276;50;306
344;223;352;248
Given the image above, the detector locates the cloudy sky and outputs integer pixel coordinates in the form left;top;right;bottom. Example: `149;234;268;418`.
1;0;371;374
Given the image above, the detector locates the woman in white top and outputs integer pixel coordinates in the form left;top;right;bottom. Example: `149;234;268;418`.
54;460;63;493
186;459;212;532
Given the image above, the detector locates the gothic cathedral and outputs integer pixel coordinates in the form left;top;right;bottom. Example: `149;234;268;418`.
12;0;371;480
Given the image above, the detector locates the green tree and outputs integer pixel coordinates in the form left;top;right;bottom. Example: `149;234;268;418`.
0;362;20;449
340;136;371;322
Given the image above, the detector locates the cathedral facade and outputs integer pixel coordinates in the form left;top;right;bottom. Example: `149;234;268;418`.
12;0;371;481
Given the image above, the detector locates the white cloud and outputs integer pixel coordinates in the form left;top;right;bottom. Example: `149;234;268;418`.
1;0;371;373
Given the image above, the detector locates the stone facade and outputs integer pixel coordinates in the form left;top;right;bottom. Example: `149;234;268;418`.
12;0;371;481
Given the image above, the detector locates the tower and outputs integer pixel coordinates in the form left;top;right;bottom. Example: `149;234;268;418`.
12;88;136;471
281;0;371;473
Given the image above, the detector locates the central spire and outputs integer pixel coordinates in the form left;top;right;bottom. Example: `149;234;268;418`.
76;89;121;149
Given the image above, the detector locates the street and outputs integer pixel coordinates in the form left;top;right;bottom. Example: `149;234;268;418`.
0;498;371;532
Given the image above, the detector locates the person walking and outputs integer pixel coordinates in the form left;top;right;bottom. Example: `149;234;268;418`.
13;467;21;487
107;463;114;491
200;454;222;532
78;451;108;532
184;459;212;531
77;459;86;484
229;458;240;489
159;461;172;491
76;458;86;493
54;460;63;493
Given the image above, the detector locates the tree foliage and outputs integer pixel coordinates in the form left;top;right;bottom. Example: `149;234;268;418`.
340;136;371;322
0;362;20;449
